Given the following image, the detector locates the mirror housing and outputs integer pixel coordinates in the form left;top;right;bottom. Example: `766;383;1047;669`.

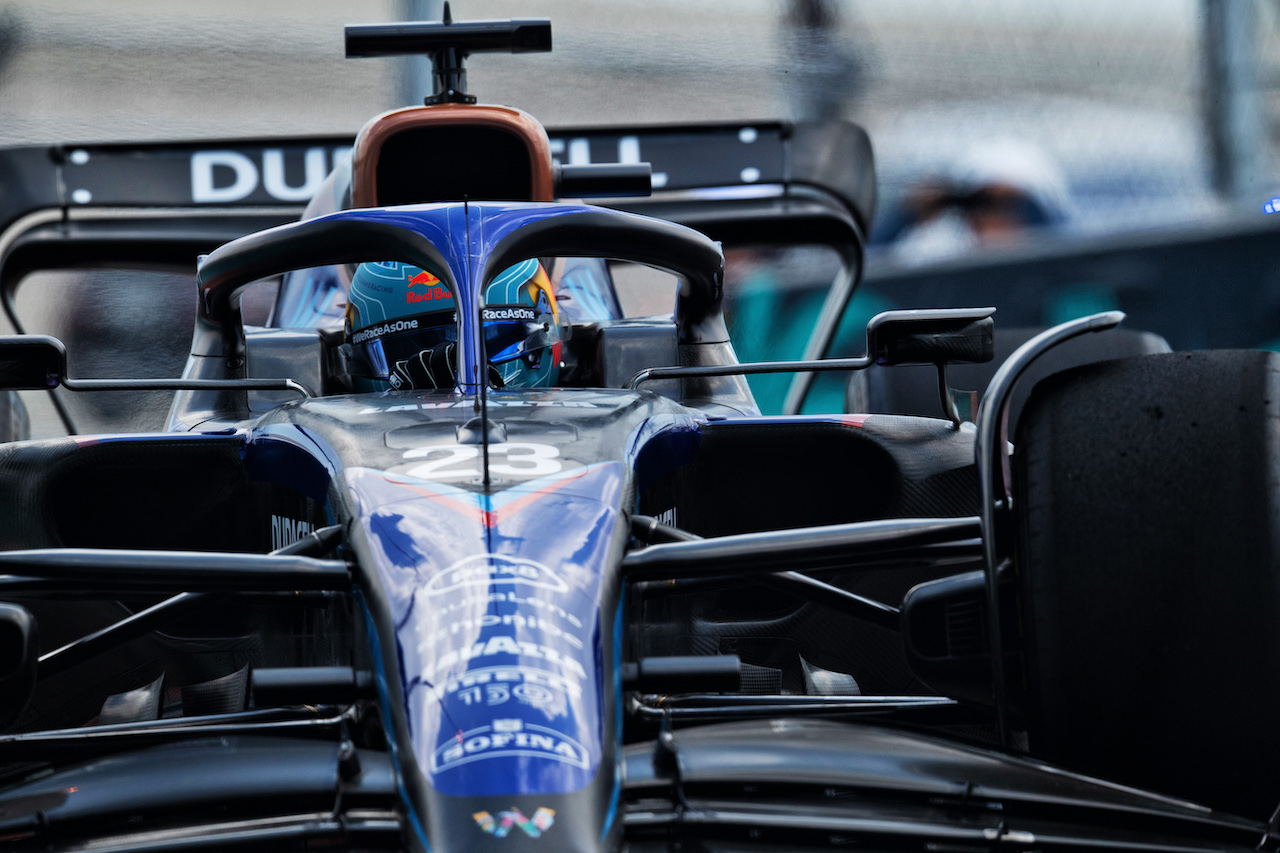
0;335;66;391
0;603;37;730
866;308;995;367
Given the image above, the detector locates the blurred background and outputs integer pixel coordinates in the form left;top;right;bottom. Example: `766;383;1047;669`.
0;0;1274;232
0;0;1277;428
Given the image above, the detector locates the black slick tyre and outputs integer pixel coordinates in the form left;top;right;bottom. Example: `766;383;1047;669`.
1014;349;1280;819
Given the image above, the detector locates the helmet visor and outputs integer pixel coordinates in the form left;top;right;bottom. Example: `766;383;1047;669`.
350;311;456;380
349;306;556;380
482;305;556;365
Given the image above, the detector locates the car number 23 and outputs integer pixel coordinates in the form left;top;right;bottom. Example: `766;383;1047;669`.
402;442;563;481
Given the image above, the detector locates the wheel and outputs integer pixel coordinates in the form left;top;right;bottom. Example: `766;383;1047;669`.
1014;349;1280;819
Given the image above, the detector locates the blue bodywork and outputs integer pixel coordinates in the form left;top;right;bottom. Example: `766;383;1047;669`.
178;199;730;852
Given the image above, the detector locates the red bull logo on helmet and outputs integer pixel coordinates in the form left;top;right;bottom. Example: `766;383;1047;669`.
408;287;450;305
408;270;450;305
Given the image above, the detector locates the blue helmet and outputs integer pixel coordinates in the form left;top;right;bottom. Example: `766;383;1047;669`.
344;258;564;391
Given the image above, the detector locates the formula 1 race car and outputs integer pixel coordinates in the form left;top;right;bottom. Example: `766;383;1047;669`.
0;12;1277;853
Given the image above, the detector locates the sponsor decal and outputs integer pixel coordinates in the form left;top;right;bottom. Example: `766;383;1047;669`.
347;462;622;797
351;318;419;345
425;554;569;597
408;286;451;305
450;678;561;710
446;591;584;629
482;306;536;322
473;807;555;839
271;514;313;551
419;610;585;652
406;271;449;305
424;636;586;682
422;664;581;704
656;507;677;527
189;146;350;204
434;718;588;773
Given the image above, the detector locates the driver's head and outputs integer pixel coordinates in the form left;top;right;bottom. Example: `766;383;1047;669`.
345;258;563;392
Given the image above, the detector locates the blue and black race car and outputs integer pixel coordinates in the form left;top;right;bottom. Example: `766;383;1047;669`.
0;12;1276;853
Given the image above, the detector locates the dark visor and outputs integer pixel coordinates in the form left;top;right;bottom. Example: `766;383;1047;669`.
351;307;554;380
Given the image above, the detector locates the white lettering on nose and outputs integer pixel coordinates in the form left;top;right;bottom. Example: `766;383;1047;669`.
263;147;327;202
191;151;258;203
270;514;314;550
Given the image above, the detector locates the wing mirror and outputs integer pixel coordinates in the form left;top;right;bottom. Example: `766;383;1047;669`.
0;334;313;400
0;335;66;391
629;307;996;427
865;308;995;367
0;602;37;730
864;308;996;426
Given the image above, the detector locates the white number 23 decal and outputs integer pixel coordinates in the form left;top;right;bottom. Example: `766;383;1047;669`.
402;442;563;480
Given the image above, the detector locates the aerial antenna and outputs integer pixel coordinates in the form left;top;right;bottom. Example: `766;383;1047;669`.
468;196;492;489
345;6;552;105
450;197;504;486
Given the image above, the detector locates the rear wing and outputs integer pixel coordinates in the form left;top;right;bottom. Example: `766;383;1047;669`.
0;121;875;236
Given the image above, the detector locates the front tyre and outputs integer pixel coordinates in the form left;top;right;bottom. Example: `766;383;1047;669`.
1014;349;1280;819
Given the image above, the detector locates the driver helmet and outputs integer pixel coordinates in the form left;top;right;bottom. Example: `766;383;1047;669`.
345;258;563;392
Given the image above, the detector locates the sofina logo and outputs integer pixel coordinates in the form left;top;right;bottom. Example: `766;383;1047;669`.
431;719;589;773
473;807;555;839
